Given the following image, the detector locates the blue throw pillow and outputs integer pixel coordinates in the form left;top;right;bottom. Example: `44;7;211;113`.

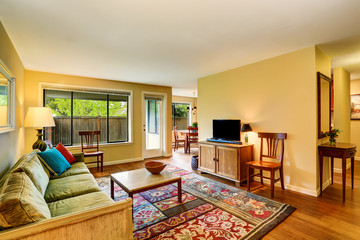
37;148;71;175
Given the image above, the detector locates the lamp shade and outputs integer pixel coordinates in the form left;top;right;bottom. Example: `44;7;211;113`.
24;107;55;128
0;105;7;125
241;123;252;132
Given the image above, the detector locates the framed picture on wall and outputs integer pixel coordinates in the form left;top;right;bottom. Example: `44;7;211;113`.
351;94;360;120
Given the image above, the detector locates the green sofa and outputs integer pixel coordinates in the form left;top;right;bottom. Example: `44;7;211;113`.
0;150;133;240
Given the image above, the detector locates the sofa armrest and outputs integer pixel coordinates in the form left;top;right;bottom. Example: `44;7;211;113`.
73;152;84;162
0;198;133;240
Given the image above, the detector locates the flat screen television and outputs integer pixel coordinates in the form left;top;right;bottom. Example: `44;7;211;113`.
213;119;241;141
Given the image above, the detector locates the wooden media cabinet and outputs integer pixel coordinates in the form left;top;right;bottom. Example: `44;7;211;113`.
198;141;254;186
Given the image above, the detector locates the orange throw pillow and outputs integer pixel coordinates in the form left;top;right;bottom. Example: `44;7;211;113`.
56;142;77;164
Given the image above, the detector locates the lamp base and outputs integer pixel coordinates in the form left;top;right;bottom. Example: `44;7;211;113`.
32;129;47;152
244;134;248;145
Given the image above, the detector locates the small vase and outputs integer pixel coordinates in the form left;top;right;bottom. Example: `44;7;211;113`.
329;136;336;145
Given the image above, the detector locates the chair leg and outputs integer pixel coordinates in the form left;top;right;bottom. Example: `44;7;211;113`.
101;154;103;172
247;165;251;191
280;168;285;190
97;156;99;170
271;170;275;198
260;170;263;185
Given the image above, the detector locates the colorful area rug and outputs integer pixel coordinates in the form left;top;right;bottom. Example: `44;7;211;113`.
96;166;295;239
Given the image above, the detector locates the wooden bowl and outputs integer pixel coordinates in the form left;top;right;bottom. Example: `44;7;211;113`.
144;161;167;174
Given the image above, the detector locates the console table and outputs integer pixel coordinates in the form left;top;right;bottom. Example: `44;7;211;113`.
318;142;357;201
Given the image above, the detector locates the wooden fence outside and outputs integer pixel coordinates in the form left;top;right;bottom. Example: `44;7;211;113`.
45;116;128;145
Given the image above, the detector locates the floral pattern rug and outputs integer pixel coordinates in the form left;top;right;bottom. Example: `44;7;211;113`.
96;166;295;239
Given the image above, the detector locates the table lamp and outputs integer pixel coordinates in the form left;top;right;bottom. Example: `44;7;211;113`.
24;107;55;151
241;123;253;145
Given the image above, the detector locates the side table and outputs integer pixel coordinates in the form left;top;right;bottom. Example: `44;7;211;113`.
318;142;357;201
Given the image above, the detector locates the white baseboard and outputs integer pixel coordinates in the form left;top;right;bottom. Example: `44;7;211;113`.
85;157;143;168
334;162;351;173
252;176;329;197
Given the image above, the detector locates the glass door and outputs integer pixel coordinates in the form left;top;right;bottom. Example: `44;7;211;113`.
143;96;163;158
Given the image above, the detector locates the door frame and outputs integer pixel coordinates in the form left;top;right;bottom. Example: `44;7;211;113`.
142;91;168;159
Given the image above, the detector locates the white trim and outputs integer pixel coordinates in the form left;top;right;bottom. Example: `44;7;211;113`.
85;157;143;168
252;176;324;197
66;141;134;151
38;82;133;143
334;161;352;173
142;91;168;159
0;59;16;134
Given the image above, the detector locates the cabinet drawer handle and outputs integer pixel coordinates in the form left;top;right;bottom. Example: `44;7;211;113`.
213;158;216;161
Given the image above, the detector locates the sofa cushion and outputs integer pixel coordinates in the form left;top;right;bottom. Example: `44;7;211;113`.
56;142;77;164
0;172;51;229
15;154;49;196
50;162;90;179
45;174;100;203
37;148;71;176
0;150;40;190
48;191;114;217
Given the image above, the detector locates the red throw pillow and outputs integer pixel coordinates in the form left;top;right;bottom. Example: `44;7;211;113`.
56;142;77;164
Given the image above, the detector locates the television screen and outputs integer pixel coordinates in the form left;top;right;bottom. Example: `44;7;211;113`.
213;119;241;141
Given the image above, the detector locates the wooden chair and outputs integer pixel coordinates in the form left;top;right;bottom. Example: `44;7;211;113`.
173;126;185;151
79;131;104;172
247;132;287;198
186;132;198;153
186;126;198;153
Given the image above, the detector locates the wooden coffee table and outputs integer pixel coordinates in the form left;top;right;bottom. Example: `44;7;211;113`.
110;168;182;203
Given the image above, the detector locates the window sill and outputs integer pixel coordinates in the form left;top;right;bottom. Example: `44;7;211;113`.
66;141;133;151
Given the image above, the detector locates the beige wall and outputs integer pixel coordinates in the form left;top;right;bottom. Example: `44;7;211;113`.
198;46;331;196
315;47;332;188
172;95;198;123
0;22;25;177
350;78;360;158
24;70;172;164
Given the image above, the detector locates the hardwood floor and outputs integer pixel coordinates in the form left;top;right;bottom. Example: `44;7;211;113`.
90;148;360;240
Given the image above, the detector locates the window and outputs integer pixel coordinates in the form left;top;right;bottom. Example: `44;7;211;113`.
172;103;190;130
44;89;129;146
147;99;160;134
0;59;15;134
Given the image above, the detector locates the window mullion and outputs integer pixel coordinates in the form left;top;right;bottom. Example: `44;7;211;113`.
71;91;74;146
107;95;109;143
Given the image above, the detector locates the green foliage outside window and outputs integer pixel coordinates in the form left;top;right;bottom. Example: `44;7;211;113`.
173;104;188;117
45;98;127;117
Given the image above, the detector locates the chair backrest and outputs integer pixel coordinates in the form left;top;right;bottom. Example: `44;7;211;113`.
78;131;101;152
173;126;180;140
258;132;287;164
187;126;198;133
188;132;198;142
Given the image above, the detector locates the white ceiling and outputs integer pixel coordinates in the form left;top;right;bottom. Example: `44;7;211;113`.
1;0;360;96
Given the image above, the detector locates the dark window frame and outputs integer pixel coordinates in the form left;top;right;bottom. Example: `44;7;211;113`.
43;89;129;146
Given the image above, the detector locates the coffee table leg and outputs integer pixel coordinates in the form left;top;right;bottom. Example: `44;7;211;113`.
129;192;133;199
178;179;182;203
111;178;114;199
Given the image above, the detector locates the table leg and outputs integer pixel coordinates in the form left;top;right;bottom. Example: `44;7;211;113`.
178;179;182;203
129;192;133;199
342;155;346;202
110;178;114;199
351;157;355;190
184;136;188;153
331;157;334;185
319;152;323;196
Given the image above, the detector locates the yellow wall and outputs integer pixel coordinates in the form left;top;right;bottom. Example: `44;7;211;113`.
0;22;25;177
315;47;332;188
24;70;172;164
198;46;329;195
350;78;360;158
172;95;198;123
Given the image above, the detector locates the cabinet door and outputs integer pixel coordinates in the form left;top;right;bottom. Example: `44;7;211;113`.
217;146;238;180
198;144;216;173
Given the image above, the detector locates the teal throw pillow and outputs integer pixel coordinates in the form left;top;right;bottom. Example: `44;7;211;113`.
37;148;71;175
